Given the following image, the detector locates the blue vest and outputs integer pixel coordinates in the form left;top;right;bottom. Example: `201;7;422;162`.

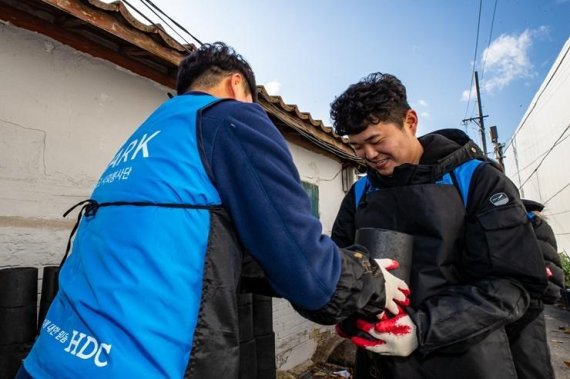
25;95;221;378
354;160;537;224
354;159;483;208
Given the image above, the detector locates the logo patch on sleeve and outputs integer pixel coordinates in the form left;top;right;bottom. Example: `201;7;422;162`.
489;192;509;206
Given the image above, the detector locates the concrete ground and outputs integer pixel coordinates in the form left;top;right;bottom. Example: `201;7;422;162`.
281;304;570;379
545;304;570;379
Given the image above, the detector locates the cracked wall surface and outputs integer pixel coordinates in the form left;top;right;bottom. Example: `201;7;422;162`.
0;23;169;261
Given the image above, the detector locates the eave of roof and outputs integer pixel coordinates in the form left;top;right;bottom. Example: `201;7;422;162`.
0;0;362;166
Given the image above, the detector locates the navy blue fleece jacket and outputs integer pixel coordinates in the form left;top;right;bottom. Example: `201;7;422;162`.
198;94;341;310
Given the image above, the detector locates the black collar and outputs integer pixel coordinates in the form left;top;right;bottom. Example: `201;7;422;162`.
368;129;485;187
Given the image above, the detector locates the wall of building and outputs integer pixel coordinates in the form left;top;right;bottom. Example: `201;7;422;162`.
504;37;570;255
0;22;348;371
0;21;170;268
273;145;345;370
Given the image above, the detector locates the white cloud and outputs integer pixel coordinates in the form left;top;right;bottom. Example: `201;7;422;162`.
418;99;428;107
480;27;549;93
460;26;549;100
264;81;282;96
461;86;475;102
420;111;430;118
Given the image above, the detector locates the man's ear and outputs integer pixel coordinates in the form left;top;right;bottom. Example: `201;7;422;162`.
228;73;243;99
405;110;419;135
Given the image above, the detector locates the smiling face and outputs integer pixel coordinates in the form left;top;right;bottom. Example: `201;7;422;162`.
349;110;423;176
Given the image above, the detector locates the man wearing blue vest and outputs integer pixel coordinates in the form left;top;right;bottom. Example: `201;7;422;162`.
18;44;411;379
330;73;551;378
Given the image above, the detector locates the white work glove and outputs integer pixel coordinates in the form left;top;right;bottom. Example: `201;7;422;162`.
352;306;418;357
375;258;410;315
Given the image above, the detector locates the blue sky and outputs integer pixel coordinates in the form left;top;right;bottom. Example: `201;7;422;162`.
125;0;569;153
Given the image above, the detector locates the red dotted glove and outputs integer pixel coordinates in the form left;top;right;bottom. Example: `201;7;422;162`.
352;306;418;357
546;266;553;279
335;314;376;340
375;259;410;316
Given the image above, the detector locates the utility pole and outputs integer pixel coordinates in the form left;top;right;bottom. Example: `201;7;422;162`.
489;125;505;169
474;71;487;155
462;71;488;155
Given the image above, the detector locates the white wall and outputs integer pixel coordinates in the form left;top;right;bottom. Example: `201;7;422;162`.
273;145;345;370
504;37;570;255
0;22;348;371
0;22;170;269
290;144;345;234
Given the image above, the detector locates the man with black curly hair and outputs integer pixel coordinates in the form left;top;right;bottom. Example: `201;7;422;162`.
18;45;409;378
331;73;551;378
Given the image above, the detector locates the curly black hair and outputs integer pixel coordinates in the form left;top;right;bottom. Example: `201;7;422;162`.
176;42;257;101
330;73;410;135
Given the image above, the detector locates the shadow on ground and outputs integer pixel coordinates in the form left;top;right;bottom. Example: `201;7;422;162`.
545;304;570;379
278;304;570;379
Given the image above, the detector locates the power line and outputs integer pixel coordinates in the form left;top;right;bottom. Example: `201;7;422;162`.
546;209;570;217
463;0;498;154
518;121;570;190
517;127;570;158
137;0;194;50
140;0;203;46
462;71;489;154
517;132;570;173
463;0;483;121
118;1;355;161
122;0;156;26
479;0;498;83
122;0;203;49
544;181;570;206
505;43;570;152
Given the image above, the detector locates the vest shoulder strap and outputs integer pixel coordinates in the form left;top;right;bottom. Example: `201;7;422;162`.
353;159;485;210
451;159;484;206
353;176;370;209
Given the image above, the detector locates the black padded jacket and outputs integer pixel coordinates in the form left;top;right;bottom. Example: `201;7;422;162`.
332;129;548;379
